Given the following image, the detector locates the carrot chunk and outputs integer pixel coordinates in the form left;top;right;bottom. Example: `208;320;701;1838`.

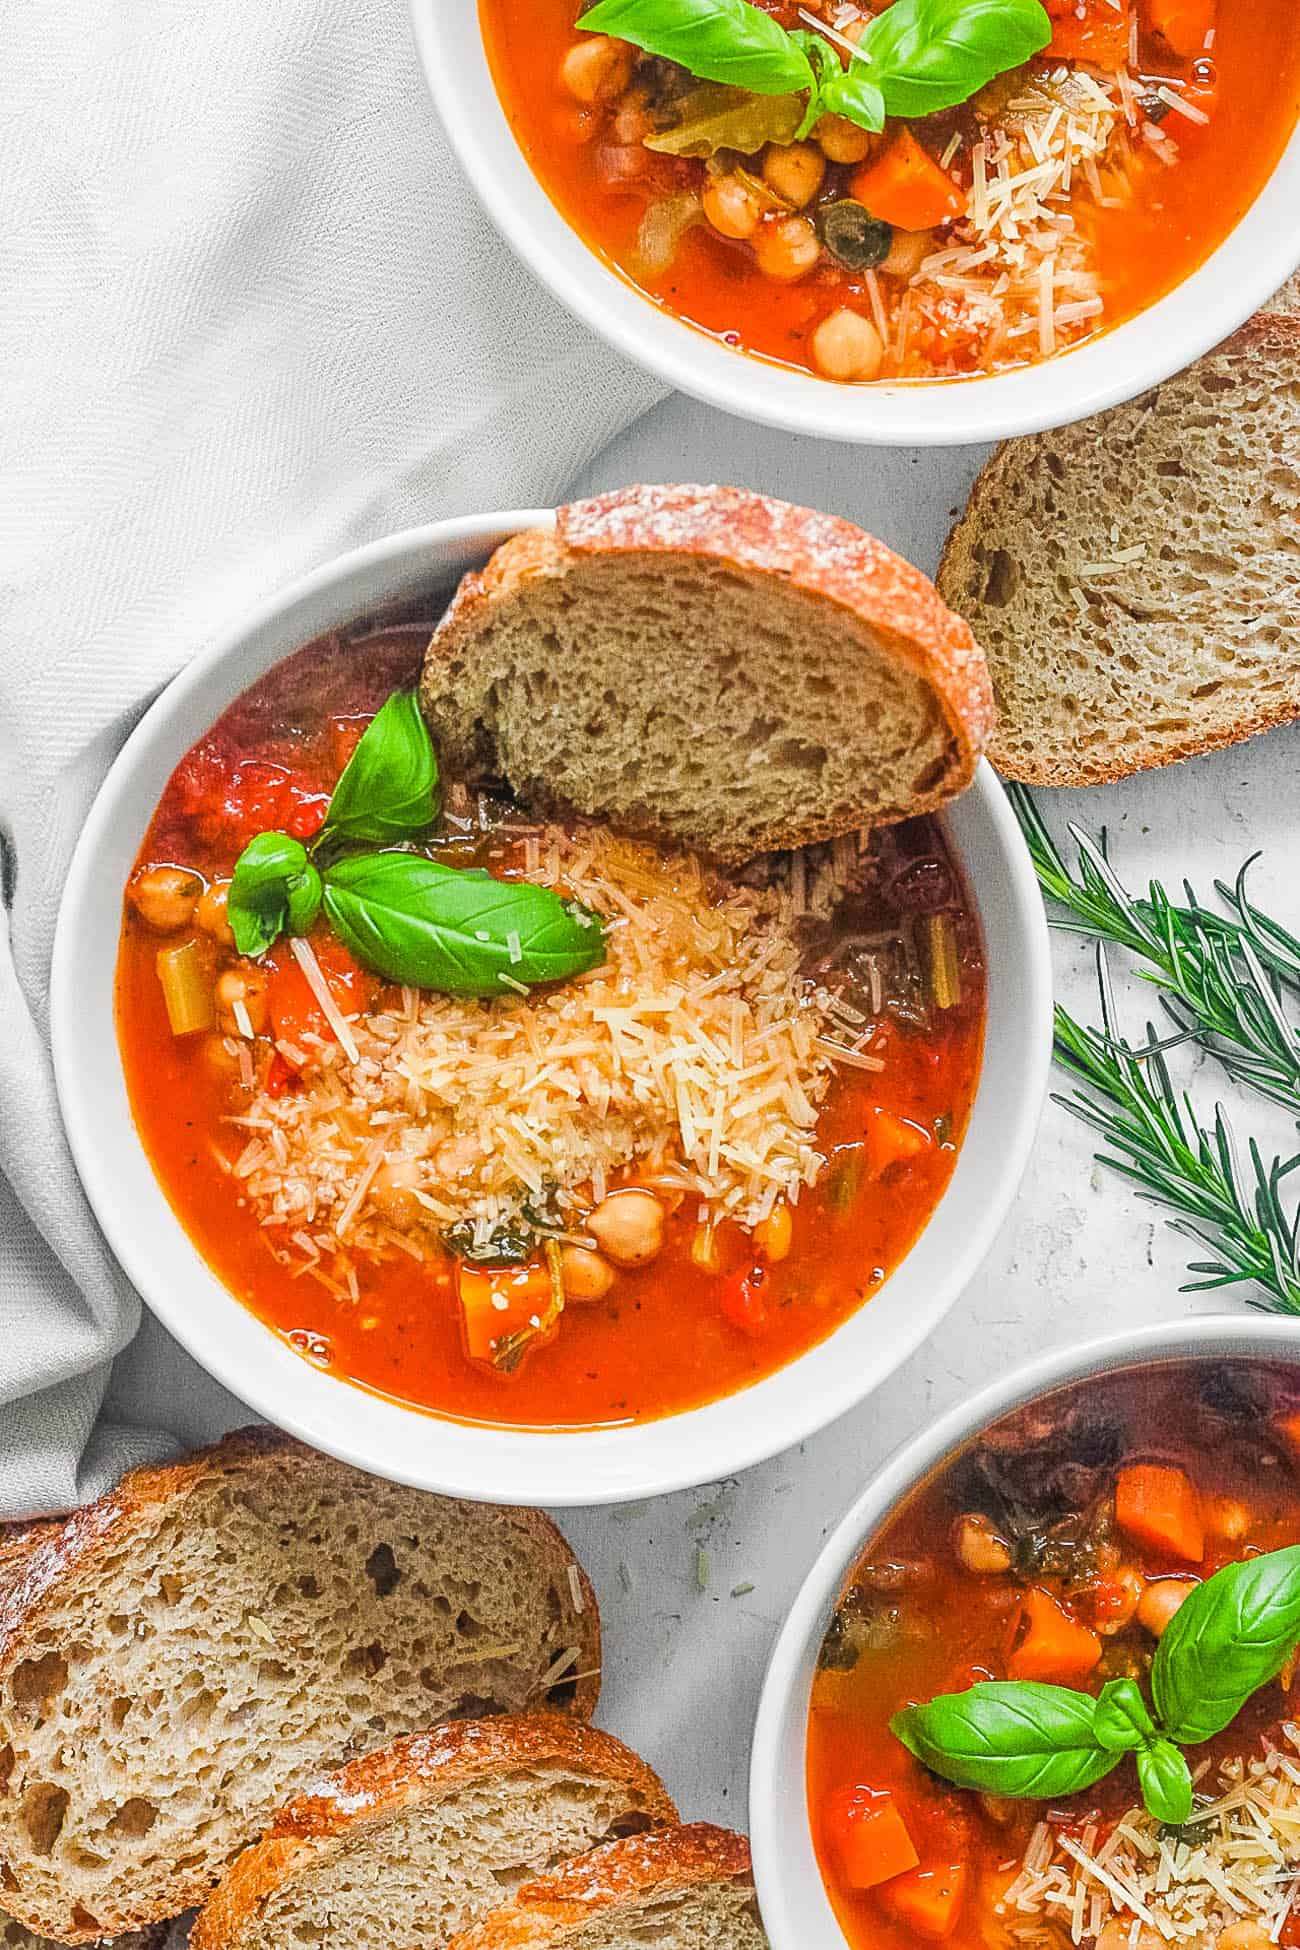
822;1785;919;1892
1144;0;1217;58
864;1107;933;1176
849;130;964;233
1048;0;1133;66
1116;1463;1205;1563
1007;1588;1102;1683
878;1862;969;1941
457;1261;554;1365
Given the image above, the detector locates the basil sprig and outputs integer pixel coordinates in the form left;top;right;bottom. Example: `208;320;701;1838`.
322;853;606;998
225;691;608;998
888;1546;1300;1827
577;0;1050;138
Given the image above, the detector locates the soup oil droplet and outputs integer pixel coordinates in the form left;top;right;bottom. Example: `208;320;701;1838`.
288;1328;333;1369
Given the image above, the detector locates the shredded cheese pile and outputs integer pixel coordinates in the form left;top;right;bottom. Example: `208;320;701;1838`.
1000;1724;1300;1945
227;824;868;1283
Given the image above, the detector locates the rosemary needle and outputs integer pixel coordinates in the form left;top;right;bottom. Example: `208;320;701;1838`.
1011;787;1300;1315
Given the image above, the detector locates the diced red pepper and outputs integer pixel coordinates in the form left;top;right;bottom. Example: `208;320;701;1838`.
263;1049;297;1097
286;794;330;840
718;1263;770;1336
822;1785;919;1892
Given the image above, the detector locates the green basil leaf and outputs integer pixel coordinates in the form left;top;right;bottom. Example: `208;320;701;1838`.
229;833;323;957
1153;1545;1300;1744
644;84;805;156
577;0;815;97
1136;1739;1194;1827
321;691;440;847
321;852;607;997
890;1682;1118;1799
1093;1678;1156;1753
814;65;886;135
859;0;1051;121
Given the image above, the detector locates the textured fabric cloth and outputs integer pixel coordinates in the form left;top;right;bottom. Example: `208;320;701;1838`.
0;0;661;1519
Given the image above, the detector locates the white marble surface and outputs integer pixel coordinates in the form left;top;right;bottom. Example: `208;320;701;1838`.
106;391;1300;1830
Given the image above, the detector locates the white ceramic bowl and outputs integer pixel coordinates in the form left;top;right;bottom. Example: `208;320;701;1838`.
52;509;1051;1506
413;1;1300;446
750;1313;1300;1950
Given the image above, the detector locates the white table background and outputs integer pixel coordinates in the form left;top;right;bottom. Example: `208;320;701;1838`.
105;395;1300;1832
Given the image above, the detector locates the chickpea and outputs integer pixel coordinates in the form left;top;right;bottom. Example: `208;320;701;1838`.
815;113;876;165
559;35;634;106
129;866;202;934
371;1156;423;1224
761;141;826;208
754;1202;793;1263
1137;1576;1198;1639
754;214;821;283
1093;1565;1144;1636
1204;1494;1251;1541
882;227;934;281
196;878;235;947
215;966;269;1038
1217;1922;1274;1950
702;172;764;241
811;308;884;382
954;1513;1013;1576
560;1245;615;1303
200;1033;241;1080
587;1190;665;1267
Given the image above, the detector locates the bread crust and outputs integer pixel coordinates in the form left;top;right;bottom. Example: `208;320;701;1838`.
938;314;1300;786
424;484;994;857
191;1715;677;1950
0;1430;600;1941
446;1825;756;1950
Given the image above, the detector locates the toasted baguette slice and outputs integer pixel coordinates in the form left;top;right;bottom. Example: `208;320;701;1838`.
447;1825;768;1950
937;315;1300;785
1;1925;167;1950
0;1431;598;1942
420;485;993;865
191;1716;676;1950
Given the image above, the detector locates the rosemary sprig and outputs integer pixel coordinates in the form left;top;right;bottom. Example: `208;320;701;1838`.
1011;787;1300;1314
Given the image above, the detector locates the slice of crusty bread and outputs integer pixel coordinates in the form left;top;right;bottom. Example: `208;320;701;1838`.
191;1716;676;1950
420;485;994;865
446;1825;768;1950
0;1431;598;1943
937;314;1300;786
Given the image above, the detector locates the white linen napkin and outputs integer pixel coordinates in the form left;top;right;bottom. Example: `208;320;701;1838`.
0;0;662;1519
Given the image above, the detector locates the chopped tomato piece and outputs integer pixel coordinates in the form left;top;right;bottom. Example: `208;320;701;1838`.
263;1049;297;1097
718;1263;770;1336
285;794;330;840
1145;0;1216;58
878;1862;969;1941
849;131;964;234
822;1786;919;1892
457;1261;555;1365
1116;1462;1205;1563
1007;1588;1102;1683
266;937;373;1051
864;1107;932;1177
1047;0;1133;66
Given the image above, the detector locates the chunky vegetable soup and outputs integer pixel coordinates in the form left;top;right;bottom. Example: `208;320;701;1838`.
480;0;1300;383
114;619;985;1430
809;1360;1300;1949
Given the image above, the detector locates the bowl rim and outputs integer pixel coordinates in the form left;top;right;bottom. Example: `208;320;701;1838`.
748;1311;1300;1950
413;0;1300;446
51;507;1051;1506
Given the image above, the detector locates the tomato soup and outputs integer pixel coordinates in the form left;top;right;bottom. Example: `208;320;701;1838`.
808;1360;1300;1949
114;620;985;1431
480;0;1300;383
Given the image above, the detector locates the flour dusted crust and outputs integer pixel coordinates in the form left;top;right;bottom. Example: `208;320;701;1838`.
424;484;994;861
446;1826;760;1949
190;1716;676;1950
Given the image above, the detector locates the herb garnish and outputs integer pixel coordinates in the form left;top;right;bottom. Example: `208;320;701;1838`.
226;693;607;998
577;0;1051;139
1010;788;1300;1314
890;1545;1300;1824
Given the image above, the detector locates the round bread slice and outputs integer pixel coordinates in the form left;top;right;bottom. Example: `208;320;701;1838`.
190;1716;676;1950
938;314;1300;786
0;1430;598;1942
446;1824;767;1950
420;484;993;865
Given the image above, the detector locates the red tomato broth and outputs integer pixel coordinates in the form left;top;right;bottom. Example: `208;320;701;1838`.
807;1360;1300;1949
114;624;986;1431
478;0;1300;383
